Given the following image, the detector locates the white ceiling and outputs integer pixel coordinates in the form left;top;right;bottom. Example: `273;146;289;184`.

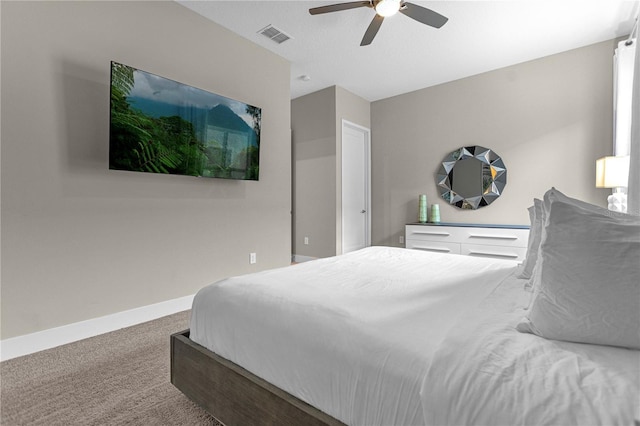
178;0;640;101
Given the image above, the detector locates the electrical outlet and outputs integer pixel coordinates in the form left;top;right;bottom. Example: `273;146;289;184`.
304;237;309;245
250;252;257;264
399;236;404;244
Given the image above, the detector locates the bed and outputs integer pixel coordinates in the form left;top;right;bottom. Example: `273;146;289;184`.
171;188;640;426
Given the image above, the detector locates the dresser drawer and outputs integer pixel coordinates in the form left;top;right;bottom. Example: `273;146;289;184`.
461;244;527;261
458;227;529;248
406;239;461;254
405;225;466;242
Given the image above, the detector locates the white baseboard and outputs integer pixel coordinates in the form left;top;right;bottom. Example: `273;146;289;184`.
292;254;318;263
0;294;194;362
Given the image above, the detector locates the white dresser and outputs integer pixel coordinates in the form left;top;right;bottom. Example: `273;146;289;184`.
405;223;529;261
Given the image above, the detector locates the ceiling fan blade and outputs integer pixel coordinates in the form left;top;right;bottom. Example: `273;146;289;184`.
400;2;448;28
309;1;371;15
360;14;384;46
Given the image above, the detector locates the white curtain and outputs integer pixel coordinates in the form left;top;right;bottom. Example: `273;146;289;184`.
615;39;636;157
614;33;638;215
628;33;640;215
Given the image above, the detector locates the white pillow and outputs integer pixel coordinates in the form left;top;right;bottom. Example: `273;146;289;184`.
527;188;628;293
517;198;543;283
517;191;640;349
515;204;534;273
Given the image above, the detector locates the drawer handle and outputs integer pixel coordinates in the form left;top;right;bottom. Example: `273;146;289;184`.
413;231;451;237
413;246;451;253
468;250;519;259
468;234;518;240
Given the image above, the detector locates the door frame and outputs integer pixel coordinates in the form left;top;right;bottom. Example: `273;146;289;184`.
340;119;371;254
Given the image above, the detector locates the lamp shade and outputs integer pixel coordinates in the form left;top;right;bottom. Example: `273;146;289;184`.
595;156;630;188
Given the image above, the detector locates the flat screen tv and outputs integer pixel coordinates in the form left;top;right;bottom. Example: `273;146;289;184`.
109;61;261;180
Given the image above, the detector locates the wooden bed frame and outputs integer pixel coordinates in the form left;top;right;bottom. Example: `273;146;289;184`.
170;330;346;426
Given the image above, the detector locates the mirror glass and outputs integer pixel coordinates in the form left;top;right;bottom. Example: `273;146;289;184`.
436;146;507;210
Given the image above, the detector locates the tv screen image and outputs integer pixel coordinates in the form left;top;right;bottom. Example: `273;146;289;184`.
109;61;261;180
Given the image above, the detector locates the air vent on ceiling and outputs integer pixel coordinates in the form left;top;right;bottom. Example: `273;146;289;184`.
258;24;292;44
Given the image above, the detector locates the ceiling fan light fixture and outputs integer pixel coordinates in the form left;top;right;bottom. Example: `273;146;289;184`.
308;1;448;46
375;0;401;17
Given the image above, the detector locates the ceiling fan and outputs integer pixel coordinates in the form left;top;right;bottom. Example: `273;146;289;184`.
309;0;448;46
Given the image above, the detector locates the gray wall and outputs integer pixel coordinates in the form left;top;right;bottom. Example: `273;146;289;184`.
292;87;336;259
291;86;370;259
371;39;617;247
1;1;291;339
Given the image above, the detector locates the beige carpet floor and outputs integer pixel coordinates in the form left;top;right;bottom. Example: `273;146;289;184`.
0;311;223;425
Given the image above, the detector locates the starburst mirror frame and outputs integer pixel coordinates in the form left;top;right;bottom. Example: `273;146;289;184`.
436;146;507;210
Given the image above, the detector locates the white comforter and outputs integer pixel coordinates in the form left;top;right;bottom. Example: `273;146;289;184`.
191;246;518;425
421;272;640;426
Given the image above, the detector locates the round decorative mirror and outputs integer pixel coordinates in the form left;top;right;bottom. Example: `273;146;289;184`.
436;145;507;210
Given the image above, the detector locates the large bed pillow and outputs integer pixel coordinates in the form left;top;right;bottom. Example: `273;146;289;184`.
516;187;616;284
525;188;631;292
517;192;640;349
517;198;543;282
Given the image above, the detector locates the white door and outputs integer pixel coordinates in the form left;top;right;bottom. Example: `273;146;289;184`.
341;120;370;254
